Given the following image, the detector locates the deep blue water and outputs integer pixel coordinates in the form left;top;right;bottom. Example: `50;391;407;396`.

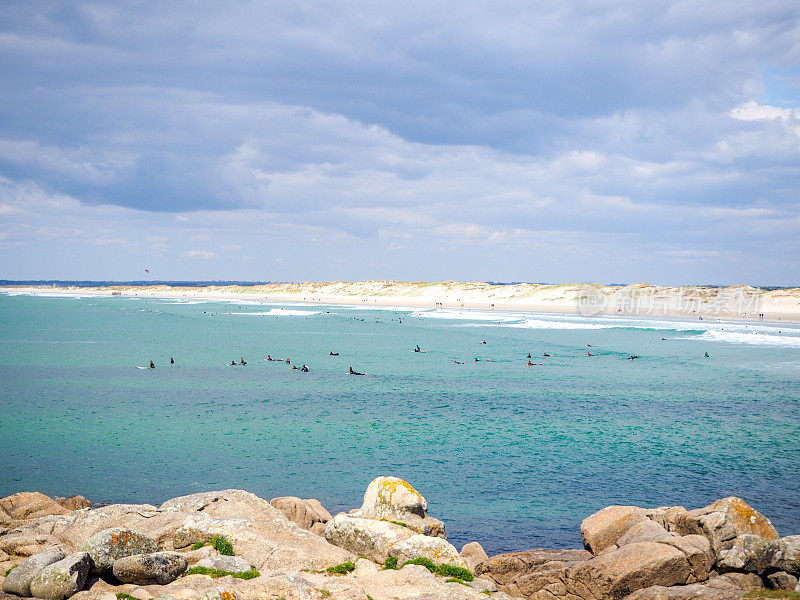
0;291;798;555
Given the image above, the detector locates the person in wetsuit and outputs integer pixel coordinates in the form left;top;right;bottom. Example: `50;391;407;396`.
349;366;364;375
149;360;155;369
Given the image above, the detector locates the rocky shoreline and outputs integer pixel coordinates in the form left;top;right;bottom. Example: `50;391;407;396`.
1;477;797;600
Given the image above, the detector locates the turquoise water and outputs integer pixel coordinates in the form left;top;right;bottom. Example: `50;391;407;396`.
1;291;798;554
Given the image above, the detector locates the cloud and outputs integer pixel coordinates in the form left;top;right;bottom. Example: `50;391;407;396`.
180;250;218;260
1;2;799;284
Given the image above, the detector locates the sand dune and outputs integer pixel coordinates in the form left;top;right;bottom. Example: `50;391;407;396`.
3;281;799;321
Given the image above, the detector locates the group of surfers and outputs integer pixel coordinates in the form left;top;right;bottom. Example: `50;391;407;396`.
147;340;710;373
265;355;309;372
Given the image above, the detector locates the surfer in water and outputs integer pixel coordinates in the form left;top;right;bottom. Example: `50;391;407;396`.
329;351;339;356
301;365;309;372
414;345;421;352
240;357;247;365
349;366;365;375
149;360;155;369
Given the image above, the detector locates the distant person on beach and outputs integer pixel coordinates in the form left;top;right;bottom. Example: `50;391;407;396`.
349;366;364;375
149;360;155;369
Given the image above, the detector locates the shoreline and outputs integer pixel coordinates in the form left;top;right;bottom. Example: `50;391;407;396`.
1;484;797;600
2;280;800;324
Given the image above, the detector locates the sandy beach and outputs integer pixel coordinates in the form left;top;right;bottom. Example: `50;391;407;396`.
2;281;799;323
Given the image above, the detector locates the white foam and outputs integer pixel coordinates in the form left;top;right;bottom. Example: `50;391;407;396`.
682;330;800;347
486;318;614;330
0;291;102;299
410;308;524;322
225;309;320;317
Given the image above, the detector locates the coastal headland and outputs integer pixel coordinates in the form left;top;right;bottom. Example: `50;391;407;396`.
1;476;797;600
3;281;800;322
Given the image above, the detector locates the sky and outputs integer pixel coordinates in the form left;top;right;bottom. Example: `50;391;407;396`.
0;1;799;285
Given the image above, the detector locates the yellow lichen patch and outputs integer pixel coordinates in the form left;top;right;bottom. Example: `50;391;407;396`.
378;479;422;508
713;497;779;540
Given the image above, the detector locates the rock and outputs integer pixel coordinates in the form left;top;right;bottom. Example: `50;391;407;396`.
0;532;61;556
112;551;188;584
766;571;798;590
55;497;92;512
2;548;65;596
567;541;692;600
777;535;800;575
325;514;413;563
78;528;158;574
716;535;786;574
269;497;332;531
388;534;467;568
475;548;593;598
661;535;713;583
460;541;489;572
617;520;675;546
676;498;780;557
310;522;327;536
0;492;69;522
68;592;117;600
473;577;498;593
199;587;241;600
623;581;745;600
195;555;252;573
44;502;184;551
581;506;649;554
710;572;764;591
350;476;446;538
162;490;353;572
29;552;91;600
361;476;428;518
645;507;690;534
182;544;217;565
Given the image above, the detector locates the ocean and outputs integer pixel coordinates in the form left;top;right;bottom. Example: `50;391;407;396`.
1;290;798;555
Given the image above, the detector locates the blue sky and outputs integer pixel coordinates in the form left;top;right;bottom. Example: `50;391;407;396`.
1;1;799;285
